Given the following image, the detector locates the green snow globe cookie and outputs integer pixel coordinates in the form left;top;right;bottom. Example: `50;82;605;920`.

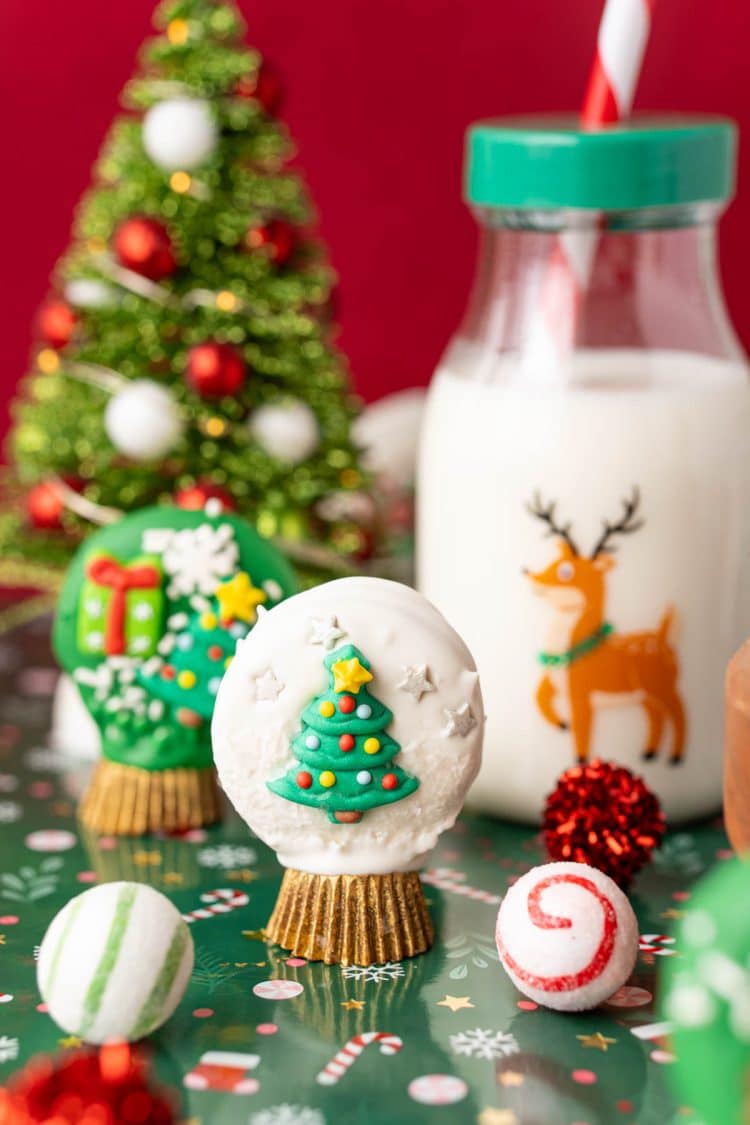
54;502;297;835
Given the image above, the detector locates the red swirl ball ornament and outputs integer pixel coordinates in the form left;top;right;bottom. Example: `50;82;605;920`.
245;219;297;266
542;759;665;887
37;300;76;349
0;1043;176;1125
185;342;247;399
113;216;177;281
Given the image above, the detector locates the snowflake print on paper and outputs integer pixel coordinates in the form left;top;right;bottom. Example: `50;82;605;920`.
0;857;65;903
341;961;405;983
0;802;21;824
653;833;706;878
449;1028;519;1061
143;522;239;598
0;1035;19;1064
249;1105;326;1125
197;844;257;869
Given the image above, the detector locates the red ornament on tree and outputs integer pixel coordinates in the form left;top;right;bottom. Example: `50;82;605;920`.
185;342;247;398
235;63;282;112
37;300;76;349
27;481;65;530
113;216;177;281
245;219;297;266
0;1043;176;1125
175;481;237;512
542;758;665;887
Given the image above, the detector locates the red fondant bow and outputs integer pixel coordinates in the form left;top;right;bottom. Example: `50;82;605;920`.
86;554;161;655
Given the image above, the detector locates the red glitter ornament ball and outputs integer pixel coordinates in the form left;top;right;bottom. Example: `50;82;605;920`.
113;216;177;281
175;481;236;512
37;300;76;349
26;481;64;530
0;1043;176;1125
542;758;666;887
245;219;297;266
235;63;282;112
185;342;247;399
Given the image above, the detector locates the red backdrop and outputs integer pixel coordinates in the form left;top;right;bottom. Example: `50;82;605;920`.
2;0;750;437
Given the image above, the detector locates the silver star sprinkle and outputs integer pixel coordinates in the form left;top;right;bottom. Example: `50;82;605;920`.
442;703;477;738
397;664;435;701
252;668;284;702
307;614;346;650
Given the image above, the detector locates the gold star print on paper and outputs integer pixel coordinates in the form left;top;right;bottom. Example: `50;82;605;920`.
577;1031;617;1052
478;1109;520;1125
331;656;373;695
133;850;162;867
341;999;366;1011
163;871;184;885
661;908;684;921
216;572;266;626
0;935;6;946
59;1035;83;1049
242;928;268;942
437;994;475;1012
227;869;259;883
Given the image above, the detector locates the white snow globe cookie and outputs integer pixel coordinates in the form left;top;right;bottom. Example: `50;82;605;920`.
212;576;484;964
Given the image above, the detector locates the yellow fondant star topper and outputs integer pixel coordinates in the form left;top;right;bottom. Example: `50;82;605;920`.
331;655;373;694
216;571;266;625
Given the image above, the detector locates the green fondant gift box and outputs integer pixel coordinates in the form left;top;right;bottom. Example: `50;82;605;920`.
54;502;296;835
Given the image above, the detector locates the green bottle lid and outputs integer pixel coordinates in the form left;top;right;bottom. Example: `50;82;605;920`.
465;114;738;211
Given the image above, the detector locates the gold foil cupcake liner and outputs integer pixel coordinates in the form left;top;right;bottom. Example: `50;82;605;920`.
77;759;222;836
266;868;434;965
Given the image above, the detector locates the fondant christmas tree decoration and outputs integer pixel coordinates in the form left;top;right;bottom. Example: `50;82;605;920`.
495;861;639;1011
267;644;419;824
37;882;194;1044
54;504;297;834
212;575;484;965
663;858;750;1125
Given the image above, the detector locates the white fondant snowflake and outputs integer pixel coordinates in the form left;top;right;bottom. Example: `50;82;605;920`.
341;961;405;983
0;1036;19;1064
307;614;346;650
250;1106;326;1125
449;1027;519;1060
143;522;239;597
442;703;477;738
0;801;22;824
398;664;435;701
132;603;154;621
251;668;284;702
197;844;258;869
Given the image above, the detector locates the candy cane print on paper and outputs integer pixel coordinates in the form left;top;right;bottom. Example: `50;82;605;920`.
316;1031;403;1086
421;868;501;906
181;888;249;924
495;862;639;1011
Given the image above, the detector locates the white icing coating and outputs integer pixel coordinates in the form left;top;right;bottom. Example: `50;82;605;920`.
212;577;484;876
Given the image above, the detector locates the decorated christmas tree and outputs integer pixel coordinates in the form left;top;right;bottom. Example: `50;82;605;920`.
268;643;419;824
1;0;372;590
138;569;267;724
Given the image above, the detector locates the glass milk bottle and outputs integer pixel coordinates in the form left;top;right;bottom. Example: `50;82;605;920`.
418;117;750;823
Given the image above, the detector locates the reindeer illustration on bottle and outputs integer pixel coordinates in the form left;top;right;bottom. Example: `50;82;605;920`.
525;488;686;765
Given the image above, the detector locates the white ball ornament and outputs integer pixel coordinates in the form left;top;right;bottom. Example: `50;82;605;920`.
249;400;320;465
64;278;117;309
105;379;184;461
495;861;639;1012
142;97;218;171
37;882;194;1043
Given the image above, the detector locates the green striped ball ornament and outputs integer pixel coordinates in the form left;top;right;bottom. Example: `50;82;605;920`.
37;881;194;1044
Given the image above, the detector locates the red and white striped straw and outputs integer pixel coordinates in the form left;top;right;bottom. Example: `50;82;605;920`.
533;0;655;359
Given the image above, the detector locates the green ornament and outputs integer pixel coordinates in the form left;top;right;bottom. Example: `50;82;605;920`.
662;857;750;1125
54;504;297;772
267;643;419;824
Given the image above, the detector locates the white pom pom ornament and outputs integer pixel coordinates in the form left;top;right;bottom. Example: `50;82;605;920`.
249;400;320;464
142;97;218;171
37;882;194;1043
64;279;117;309
105;379;184;461
495;861;638;1012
